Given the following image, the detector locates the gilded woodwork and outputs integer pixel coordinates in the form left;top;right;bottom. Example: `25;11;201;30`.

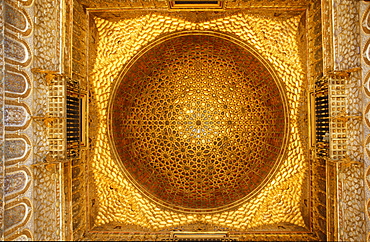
0;0;368;240
76;0;308;9
2;0;34;240
88;9;309;237
110;33;289;212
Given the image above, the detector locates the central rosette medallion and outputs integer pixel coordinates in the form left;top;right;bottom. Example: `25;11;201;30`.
110;34;288;211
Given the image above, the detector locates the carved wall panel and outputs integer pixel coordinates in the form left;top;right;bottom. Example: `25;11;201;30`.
4;166;32;200
4;32;31;67
4;198;32;237
4;1;32;36
3;0;34;240
361;1;370;240
31;0;65;239
320;0;366;240
4;134;31;166
337;162;365;241
68;1;88;240
33;0;61;71
33;164;63;241
306;0;331;240
4;66;31;98
4;102;31;131
0;1;4;240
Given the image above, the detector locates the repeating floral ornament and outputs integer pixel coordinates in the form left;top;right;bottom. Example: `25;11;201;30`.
4;198;32;237
4;134;31;166
366;166;370;194
363;71;370;98
17;0;34;7
4;65;31;98
3;0;34;240
4;166;32;201
363;4;370;35
365;134;370;159
361;1;370;241
4;102;31;130
365;102;370;129
364;38;370;67
4;32;32;67
4;1;32;36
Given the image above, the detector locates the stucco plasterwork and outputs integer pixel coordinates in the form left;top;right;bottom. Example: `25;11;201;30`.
1;0;369;240
88;11;310;237
362;1;370;241
2;0;34;240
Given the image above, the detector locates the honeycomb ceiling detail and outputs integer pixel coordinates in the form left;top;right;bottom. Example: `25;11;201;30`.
89;12;307;231
110;34;288;211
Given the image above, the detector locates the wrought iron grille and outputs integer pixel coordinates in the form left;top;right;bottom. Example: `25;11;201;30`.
314;76;329;157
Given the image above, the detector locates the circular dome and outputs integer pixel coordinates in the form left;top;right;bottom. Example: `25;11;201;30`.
110;33;288;212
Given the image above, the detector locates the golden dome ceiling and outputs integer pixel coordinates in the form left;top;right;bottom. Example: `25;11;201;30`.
110;34;288;212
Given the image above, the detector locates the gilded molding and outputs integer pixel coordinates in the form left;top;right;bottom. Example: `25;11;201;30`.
4;198;32;238
4;0;33;36
364;70;370;98
4;166;32;201
4;31;32;67
4;101;32;131
4;134;31;166
5;229;33;241
16;0;34;7
3;0;34;240
360;1;370;240
363;4;370;35
4;65;31;98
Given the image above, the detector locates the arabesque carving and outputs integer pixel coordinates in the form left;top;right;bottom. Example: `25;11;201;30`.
87;10;309;237
4;102;31;130
5;65;31;98
2;0;34;240
110;33;289;212
4;198;32;237
4;166;32;200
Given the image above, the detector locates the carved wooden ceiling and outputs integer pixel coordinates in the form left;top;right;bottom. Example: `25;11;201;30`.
3;0;368;241
110;33;288;212
77;0;309;10
83;0;314;239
